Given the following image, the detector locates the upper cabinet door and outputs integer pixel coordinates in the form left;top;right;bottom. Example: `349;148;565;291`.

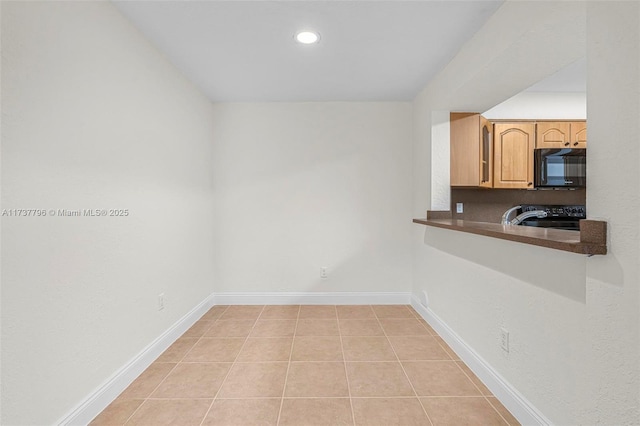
494;123;535;189
536;122;571;148
536;121;587;148
571;121;587;148
479;116;493;188
450;113;481;187
450;113;494;188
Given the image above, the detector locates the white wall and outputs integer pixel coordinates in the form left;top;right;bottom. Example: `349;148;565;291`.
580;2;640;421
482;91;587;120
1;2;215;424
429;111;450;211
412;1;639;424
211;102;413;295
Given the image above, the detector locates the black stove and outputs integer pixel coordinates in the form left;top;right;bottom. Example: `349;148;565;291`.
518;204;585;231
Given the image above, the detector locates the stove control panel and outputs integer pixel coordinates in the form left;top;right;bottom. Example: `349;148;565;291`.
521;205;586;219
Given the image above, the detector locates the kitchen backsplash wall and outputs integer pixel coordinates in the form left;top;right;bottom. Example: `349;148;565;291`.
451;188;586;223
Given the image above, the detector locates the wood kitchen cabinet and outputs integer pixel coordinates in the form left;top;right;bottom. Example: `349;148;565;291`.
450;113;493;188
571;121;587;147
493;122;536;189
536;121;587;148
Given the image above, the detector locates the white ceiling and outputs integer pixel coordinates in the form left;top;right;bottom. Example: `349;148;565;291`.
524;57;586;93
112;1;503;102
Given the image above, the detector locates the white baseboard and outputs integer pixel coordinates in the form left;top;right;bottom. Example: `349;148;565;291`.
56;293;216;426
213;291;412;305
410;295;552;426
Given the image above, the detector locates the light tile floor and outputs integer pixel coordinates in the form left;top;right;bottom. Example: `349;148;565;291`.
91;305;520;426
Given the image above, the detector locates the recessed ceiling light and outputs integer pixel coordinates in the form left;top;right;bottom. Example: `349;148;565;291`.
295;31;320;45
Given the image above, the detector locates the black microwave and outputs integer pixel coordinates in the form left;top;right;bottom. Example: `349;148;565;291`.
534;148;586;188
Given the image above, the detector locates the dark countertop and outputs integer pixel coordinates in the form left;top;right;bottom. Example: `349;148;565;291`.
413;215;607;256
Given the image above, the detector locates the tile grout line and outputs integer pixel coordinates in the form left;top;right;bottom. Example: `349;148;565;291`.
121;305;230;425
336;306;357;426
193;395;493;400
416;314;459;359
141;395;497;401
485;397;517;426
275;305;301;426
198;305;266;426
433;336;459;360
452;360;512;426
377;305;435;426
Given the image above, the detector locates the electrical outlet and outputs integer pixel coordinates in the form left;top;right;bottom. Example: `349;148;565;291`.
500;328;509;352
320;267;328;279
456;203;464;213
158;293;165;311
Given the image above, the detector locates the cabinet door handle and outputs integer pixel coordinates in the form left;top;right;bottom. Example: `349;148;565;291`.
573;142;579;146
527;182;533;186
564;142;570;146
